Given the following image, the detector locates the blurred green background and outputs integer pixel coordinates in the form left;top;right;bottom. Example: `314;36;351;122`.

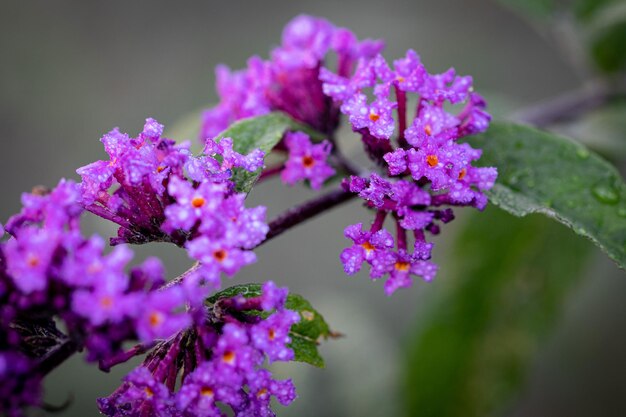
0;0;624;416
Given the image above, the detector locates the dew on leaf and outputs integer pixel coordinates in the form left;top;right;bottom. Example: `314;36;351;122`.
576;148;590;159
591;183;620;205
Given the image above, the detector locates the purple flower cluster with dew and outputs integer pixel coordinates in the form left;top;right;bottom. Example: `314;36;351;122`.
322;50;497;294
76;118;268;289
0;180;188;414
0;116;273;415
201;15;495;295
201;15;384;140
98;282;300;417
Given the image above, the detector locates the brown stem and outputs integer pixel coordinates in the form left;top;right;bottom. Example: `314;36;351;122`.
262;187;357;244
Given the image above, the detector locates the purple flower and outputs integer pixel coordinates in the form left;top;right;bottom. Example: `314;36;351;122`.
341;90;397;140
212;323;259;384
251;309;300;363
391;49;427;92
135;287;192;343
281;132;335;190
0;351;42;415
5;179;83;234
201;59;271;141
163;177;227;233
243;369;297;416
3;228;58;294
406;140;466;191
176;362;245;416
259;281;288;311
420;67;473;104
383;251;438;296
99;367;173;417
186;237;256;286
383;148;408;176
70;245;136;326
458;92;492;135
273;15;334;69
354;173;393;208
340;223;395;277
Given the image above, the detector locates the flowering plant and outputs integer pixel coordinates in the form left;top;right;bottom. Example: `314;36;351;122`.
1;10;625;417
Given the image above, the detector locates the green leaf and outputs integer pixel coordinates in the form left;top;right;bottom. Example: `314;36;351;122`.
403;207;591;417
590;20;626;73
208;283;332;367
215;112;324;193
465;121;626;269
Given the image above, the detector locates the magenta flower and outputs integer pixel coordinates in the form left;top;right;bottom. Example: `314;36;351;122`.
163;177;227;233
340;223;395;277
244;368;297;414
185;236;257;286
341;90;397;140
281;132;335;190
135;287;192;343
3;228;58;294
383;251;438;296
259;280;288;311
251;309;300;363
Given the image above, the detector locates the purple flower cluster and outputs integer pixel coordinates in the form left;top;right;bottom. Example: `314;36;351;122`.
0;180;190;414
98;282;300;417
201;15;383;140
0;116;274;415
77;118;268;289
321;51;497;293
199;15;496;295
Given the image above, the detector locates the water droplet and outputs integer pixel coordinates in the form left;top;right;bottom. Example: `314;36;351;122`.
591;184;620;205
575;227;587;235
576;148;589;159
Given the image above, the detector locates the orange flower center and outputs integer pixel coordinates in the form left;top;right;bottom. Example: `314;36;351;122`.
100;296;113;309
426;155;438;168
458;168;467;180
213;249;227;262
201;387;214;397
191;196;205;208
149;312;162;327
396;75;405;83
27;255;39;267
268;328;276;341
424;124;432;136
394;261;411;271
222;351;236;364
369;112;380;122
144;387;154;398
361;242;374;252
302;155;315;168
257;388;268;398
